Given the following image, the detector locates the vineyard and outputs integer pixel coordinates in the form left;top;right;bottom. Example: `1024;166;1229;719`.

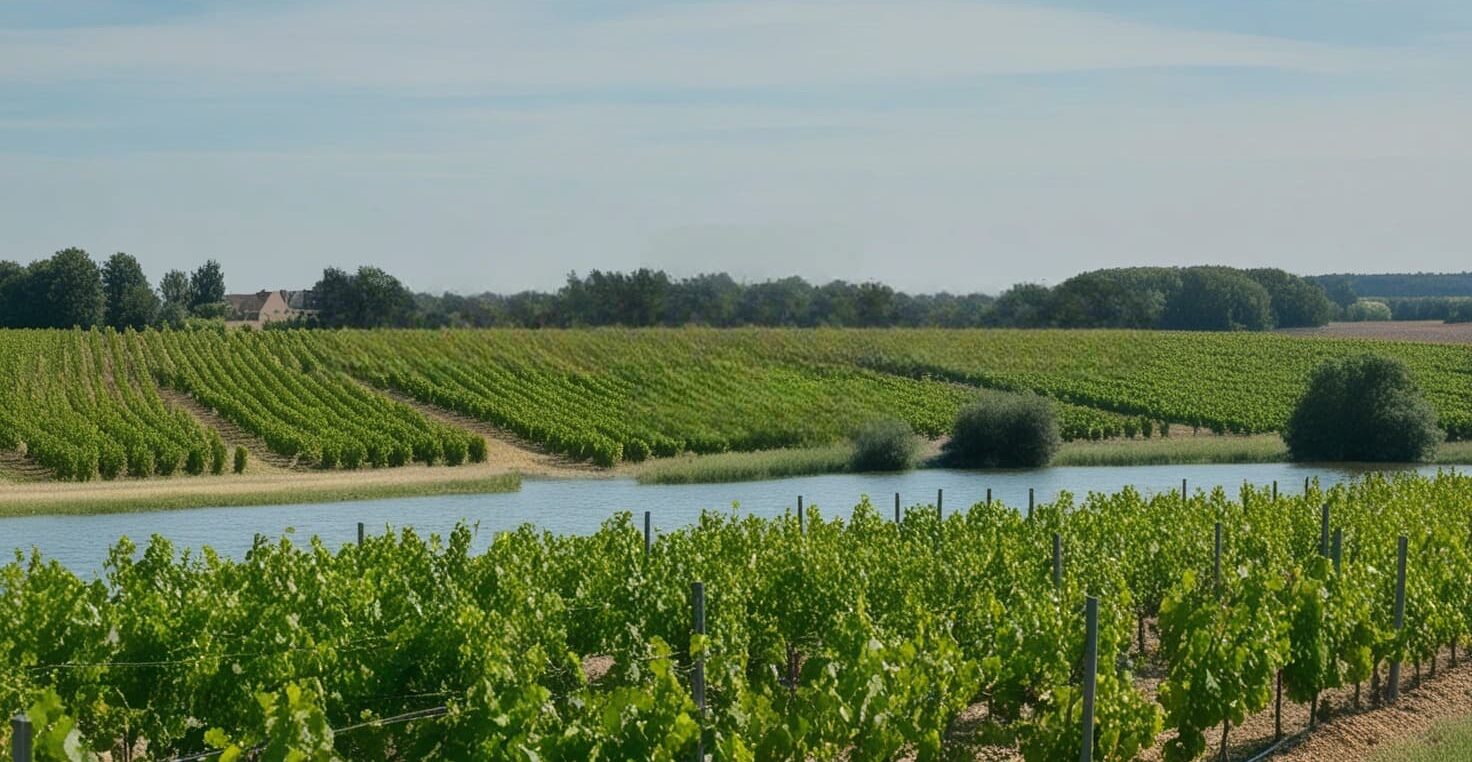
2;472;1469;759
2;327;1471;481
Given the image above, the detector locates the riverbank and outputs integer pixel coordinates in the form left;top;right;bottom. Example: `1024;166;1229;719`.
0;465;521;517
635;435;1472;485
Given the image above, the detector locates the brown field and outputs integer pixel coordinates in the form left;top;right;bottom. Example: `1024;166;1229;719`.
1278;320;1472;345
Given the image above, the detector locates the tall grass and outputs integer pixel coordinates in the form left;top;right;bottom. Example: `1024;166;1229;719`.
635;445;852;485
1052;435;1288;466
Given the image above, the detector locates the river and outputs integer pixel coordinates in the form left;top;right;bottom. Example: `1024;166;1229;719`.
2;462;1450;574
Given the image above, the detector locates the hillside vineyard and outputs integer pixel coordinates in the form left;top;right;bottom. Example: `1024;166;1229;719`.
2;328;1472;479
2;473;1467;759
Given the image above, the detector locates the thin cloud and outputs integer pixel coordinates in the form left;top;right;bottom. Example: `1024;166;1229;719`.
0;1;1384;94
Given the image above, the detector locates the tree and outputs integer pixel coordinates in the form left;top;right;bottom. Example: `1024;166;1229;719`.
1321;277;1358;311
159;270;192;308
1284;355;1442;462
101;253;159;329
990;283;1053;328
189;260;226;312
351;266;415;327
312;267;357;328
1161;267;1272;331
1245;269;1334;328
28;248;105;328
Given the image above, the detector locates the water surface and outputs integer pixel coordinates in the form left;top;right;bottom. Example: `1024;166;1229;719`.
2;463;1447;574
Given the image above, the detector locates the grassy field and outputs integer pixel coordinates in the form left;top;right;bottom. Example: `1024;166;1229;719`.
1371;715;1472;761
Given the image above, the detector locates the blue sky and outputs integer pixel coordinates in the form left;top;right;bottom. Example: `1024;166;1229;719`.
3;1;1471;294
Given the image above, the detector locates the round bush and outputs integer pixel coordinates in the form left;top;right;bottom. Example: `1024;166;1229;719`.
1284;355;1441;462
848;418;920;472
233;446;249;474
942;393;1060;468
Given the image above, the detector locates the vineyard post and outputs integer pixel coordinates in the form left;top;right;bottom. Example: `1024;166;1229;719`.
1332;528;1343;572
356;522;364;546
1080;596;1099;762
1388;536;1408;704
1181;478;1187;505
1319;503;1330;557
1028;488;1035;519
1305;476;1311;494
1274;670;1283;742
937;489;943;520
1052;534;1062;590
894;492;900;524
644;511;652;556
986;488;992;507
692;582;706;762
12;713;31;762
1213;522;1222;593
1272;480;1278;501
798;496;804;535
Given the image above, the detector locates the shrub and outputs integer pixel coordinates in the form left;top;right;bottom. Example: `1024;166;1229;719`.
467;437;487;463
98;444;125;481
624;438;652;463
1344;300;1392;322
209;437;227;475
942;393;1060;468
442;436;467;466
1284;355;1441;462
127;446;155;477
848;418;920;472
184;447;207;476
233;446;249;474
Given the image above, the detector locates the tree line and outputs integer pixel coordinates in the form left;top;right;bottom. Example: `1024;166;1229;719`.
0;249;226;329
407;265;1336;331
0;248;1340;332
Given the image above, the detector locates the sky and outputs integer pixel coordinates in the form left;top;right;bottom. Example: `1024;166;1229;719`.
3;1;1471;295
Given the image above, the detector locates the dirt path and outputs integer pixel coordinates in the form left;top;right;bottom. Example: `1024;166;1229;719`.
156;387;299;472
1274;653;1472;760
372;385;614;478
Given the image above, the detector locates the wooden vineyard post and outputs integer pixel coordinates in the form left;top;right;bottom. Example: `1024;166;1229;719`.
1272;480;1278;501
1028;488;1035;519
937;489;943;520
894;492;900;524
798;496;804;535
357;522;364;546
1332;528;1343;572
1052;534;1062;590
12;713;31;762
1388;536;1408;704
644;511;652;557
1305;475;1311;494
1080;596;1099;762
1181;478;1187;505
986;488;992;507
691;582;706;762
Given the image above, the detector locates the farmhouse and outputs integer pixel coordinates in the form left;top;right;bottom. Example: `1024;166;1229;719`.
224;289;319;328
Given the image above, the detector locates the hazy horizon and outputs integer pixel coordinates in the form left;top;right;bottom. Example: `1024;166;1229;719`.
4;1;1471;294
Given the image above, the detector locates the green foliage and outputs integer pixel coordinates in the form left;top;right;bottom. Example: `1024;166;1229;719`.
1158;566;1287;761
5;474;1472;759
942;393;1060;468
188;260;226;312
101;253;158;330
1285;355;1442;462
1345;300;1393;321
847;417;919;472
